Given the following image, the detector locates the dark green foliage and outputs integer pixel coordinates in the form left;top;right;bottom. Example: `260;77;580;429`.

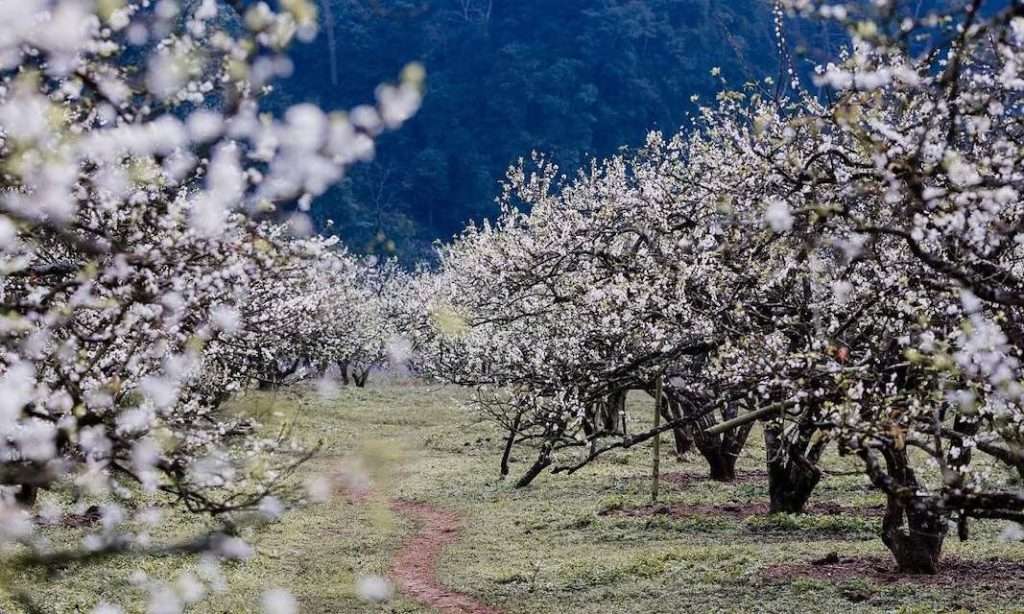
281;0;785;260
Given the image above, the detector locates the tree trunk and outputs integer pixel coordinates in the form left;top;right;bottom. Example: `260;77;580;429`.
280;357;300;380
662;396;693;458
515;452;551;488
609;390;627;435
882;497;946;574
764;421;823;514
581;405;598;439
651;375;663;503
689;411;749;482
582;392;626;440
704;449;738;482
499;414;521;479
353;368;370;387
595;392;625;435
864;447;947;574
659;389;751;482
767;458;820;514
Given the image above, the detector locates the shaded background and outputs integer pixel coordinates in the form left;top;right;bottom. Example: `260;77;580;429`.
278;0;845;260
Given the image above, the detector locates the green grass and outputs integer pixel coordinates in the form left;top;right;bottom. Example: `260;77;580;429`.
3;384;1024;613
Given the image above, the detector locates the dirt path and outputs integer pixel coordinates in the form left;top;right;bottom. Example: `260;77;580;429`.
389;500;502;614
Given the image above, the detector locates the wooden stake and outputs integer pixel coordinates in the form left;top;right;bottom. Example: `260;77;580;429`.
652;375;663;504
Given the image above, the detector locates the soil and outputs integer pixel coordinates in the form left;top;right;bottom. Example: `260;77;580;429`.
389;500;502;614
761;554;1024;588
602;500;885;520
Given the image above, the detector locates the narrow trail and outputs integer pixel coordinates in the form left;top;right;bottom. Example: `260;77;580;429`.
388;499;502;614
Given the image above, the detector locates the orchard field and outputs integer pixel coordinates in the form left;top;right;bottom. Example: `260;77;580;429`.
6;2;1024;614
8;383;1024;614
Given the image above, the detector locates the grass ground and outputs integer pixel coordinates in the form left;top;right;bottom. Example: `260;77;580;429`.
4;383;1024;613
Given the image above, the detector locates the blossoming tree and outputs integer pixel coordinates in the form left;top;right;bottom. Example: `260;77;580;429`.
0;0;421;606
407;0;1024;575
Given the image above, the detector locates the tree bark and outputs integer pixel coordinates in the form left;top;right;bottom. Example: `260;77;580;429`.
662;396;693;458
353;368;370;387
598;391;625;434
689;407;750;482
581;391;626;441
651;376;663;503
763;418;825;514
766;455;820;514
882;496;946;574
864;447;947;574
660;388;751;481
499;414;521;479
515;452;551;488
610;390;627;435
704;449;738;482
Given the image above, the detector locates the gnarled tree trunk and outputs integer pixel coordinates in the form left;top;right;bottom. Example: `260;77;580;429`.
260;357;301;390
606;390;627;436
581;391;627;443
703;447;739;481
863;447;947;574
685;401;751;482
693;425;749;481
662;387;750;478
353;367;370;387
882;496;946;574
766;450;821;514
660;394;693;459
763;408;828;514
